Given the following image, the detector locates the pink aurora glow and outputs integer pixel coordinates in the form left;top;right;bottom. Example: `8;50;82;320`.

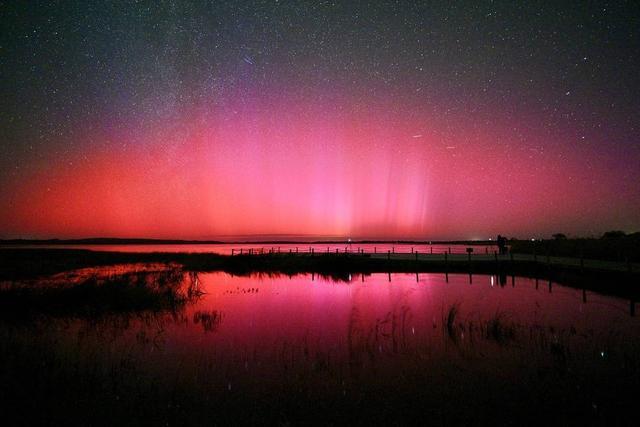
1;92;637;240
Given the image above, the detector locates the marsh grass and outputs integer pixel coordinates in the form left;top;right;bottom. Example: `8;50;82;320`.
443;302;461;341
483;312;517;344
193;310;224;333
0;265;202;318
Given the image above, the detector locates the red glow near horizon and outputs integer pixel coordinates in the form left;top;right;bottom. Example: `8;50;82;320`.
1;93;638;240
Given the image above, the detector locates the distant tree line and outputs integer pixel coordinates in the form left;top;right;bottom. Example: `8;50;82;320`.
509;231;640;262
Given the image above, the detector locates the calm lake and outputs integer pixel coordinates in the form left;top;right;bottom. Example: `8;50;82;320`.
2;266;638;424
8;268;636;362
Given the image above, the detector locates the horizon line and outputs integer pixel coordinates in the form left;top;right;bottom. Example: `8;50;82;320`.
0;236;498;244
2;233;635;244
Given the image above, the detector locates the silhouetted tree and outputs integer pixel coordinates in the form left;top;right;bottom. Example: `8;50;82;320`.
601;230;626;239
552;233;567;240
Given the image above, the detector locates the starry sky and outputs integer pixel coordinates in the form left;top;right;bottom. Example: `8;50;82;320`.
1;0;639;240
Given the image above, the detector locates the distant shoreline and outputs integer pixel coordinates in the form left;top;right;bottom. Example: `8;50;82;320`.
0;238;495;245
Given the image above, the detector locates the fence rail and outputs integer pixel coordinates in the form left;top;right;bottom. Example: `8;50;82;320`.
228;247;636;274
229;245;501;256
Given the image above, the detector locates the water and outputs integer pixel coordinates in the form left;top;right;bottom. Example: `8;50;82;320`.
2;267;638;424
8;268;636;359
176;272;634;350
1;242;498;254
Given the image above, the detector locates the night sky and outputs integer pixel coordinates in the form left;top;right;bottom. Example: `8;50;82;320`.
1;1;639;240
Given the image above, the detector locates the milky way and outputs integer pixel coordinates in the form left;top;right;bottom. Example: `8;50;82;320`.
1;1;639;239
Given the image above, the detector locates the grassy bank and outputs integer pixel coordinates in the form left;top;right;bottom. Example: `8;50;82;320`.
2;248;638;300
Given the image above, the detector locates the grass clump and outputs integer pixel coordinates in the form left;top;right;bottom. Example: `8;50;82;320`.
0;265;201;318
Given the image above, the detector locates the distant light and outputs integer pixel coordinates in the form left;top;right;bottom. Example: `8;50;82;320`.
348;238;351;242
531;238;535;241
